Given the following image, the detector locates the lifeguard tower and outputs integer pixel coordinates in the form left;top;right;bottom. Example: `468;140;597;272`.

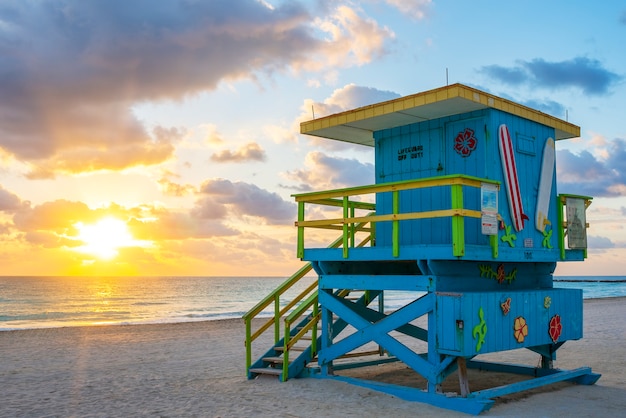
244;84;600;414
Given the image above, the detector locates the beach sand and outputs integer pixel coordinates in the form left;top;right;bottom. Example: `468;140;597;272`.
1;297;624;417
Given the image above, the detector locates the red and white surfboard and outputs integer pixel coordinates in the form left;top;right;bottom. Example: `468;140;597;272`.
499;124;528;231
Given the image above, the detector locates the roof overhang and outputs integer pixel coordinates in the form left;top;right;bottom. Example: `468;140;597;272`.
300;83;580;146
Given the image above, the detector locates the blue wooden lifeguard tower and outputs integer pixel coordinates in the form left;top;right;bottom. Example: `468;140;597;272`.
244;84;600;414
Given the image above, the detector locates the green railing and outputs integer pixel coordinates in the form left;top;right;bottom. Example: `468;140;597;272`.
294;174;501;259
243;218;374;375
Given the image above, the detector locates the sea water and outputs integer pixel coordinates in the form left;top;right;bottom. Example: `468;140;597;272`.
1;275;624;331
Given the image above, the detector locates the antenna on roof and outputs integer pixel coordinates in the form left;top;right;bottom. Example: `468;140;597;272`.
312;105;315;119
446;68;449;86
566;109;568;121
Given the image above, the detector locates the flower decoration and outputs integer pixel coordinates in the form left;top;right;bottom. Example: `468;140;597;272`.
454;128;477;157
500;297;511;315
513;316;528;343
549;314;562;343
544;296;552;309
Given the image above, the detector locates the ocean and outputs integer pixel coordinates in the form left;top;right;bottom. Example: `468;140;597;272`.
1;275;625;331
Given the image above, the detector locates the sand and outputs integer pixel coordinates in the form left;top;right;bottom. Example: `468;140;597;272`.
1;297;624;417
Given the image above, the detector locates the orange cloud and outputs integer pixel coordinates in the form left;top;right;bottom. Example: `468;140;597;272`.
210;142;267;163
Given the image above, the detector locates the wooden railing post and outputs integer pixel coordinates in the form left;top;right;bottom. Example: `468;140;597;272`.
557;195;566;260
274;294;280;344
342;196;349;258
392;190;399;257
297;201;305;258
245;318;252;373
451;183;465;257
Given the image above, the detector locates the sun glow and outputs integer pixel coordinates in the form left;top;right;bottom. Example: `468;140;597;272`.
75;217;143;260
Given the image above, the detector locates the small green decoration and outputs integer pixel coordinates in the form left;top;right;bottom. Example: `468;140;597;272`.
501;223;517;247
544;296;552;309
472;307;487;352
478;264;517;284
542;227;553;249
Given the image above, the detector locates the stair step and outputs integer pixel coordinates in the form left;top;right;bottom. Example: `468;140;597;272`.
249;367;283;376
262;356;286;364
274;346;306;352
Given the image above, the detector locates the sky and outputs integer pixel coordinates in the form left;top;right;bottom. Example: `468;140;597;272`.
0;0;624;277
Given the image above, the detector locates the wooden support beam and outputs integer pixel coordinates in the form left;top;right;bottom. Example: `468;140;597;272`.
457;357;470;397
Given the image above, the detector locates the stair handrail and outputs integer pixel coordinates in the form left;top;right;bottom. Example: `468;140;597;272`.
244;214;374;375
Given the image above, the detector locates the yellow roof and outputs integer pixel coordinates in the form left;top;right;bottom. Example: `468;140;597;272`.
300;83;580;146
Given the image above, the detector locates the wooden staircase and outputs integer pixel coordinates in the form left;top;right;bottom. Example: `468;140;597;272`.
246;289;379;381
243;216;375;382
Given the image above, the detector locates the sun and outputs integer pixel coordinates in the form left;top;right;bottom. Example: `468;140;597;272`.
75;217;138;260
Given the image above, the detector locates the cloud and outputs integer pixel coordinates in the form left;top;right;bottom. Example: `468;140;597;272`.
557;138;626;197
283;151;375;191
520;99;566;119
12;200;93;232
157;172;197;197
0;1;393;176
0;185;26;211
195;178;297;224
202;124;225;145
381;0;432;20
481;57;621;95
588;235;615;249
210;142;267;163
296;84;401;147
8;198;238;253
307;5;395;71
129;209;237;240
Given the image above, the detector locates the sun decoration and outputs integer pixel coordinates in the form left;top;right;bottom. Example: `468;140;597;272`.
454;128;477;157
513;316;528;343
549;314;563;343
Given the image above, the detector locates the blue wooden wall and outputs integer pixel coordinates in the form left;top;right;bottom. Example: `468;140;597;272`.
373;108;558;262
436;288;582;356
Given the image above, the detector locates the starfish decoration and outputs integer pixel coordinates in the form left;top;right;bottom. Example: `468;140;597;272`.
500;297;511;315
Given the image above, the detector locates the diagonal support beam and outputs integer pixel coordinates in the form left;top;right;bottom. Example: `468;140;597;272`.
318;292;436;379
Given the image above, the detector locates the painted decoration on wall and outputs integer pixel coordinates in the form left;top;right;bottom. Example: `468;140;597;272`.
479;263;517;284
500;221;517;247
472;307;487;352
514;316;528;343
499;124;529;232
500;297;512;315
542;227;553;249
454;128;477;157
536;138;555;232
549;314;562;343
544;296;552;309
